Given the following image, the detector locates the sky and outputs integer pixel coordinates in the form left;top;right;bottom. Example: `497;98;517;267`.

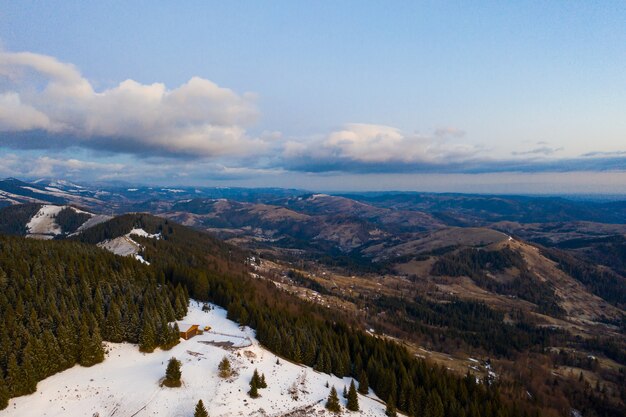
0;1;625;193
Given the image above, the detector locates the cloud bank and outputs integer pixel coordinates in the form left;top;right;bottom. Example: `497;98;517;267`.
1;49;625;185
281;123;480;173
0;51;261;157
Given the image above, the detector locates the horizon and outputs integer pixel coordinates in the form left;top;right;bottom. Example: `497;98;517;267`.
1;2;625;192
4;175;626;201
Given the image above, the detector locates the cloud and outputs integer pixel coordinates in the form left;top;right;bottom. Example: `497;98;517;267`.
0;50;262;157
281;123;479;173
0;153;124;179
278;124;626;174
434;127;466;138
512;146;564;156
581;150;626;158
1;49;625;182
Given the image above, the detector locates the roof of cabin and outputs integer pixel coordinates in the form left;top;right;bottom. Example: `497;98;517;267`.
177;323;199;333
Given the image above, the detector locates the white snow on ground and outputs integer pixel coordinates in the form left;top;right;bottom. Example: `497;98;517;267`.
98;236;142;256
25;205;65;238
98;229;162;265
129;228;162;239
309;194;330;200
72;214;113;235
1;301;389;417
0;190;45;204
20;186;74;200
26;205;102;239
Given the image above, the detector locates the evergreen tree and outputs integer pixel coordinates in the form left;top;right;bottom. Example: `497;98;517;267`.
259;373;267;389
385;395;397;417
343;385;348;398
104;303;124;343
161;323;180;350
249;370;260;398
358;370;369;395
251;369;261;386
139;320;156;353
325;386;341;413
347;380;359;411
425;391;444;417
5;353;20;396
164;357;182;387
0;377;8;410
194;399;209;417
78;322;104;367
218;356;232;378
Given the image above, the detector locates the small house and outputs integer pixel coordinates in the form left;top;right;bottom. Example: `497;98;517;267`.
178;323;199;340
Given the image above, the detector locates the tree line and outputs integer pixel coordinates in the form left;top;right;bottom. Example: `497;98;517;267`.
0;235;188;409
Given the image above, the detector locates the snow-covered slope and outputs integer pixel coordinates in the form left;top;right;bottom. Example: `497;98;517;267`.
25;205;66;239
72;214;113;234
97;228;161;264
1;301;389;417
24;204;105;239
0;178;107;209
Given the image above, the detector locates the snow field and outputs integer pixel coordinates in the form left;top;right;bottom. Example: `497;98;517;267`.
1;301;389;417
26;205;65;238
97;228;161;265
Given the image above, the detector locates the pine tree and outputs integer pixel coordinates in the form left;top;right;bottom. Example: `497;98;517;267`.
347;380;359;411
194;399;209;417
249;370;260;398
79;321;104;367
161;323;180;350
5;353;20;396
259;373;267;389
0;377;9;410
218;357;232;378
164;357;182;387
139;320;156;353
425;391;444;417
385;395;397;417
325;386;341;413
104;303;124;343
251;369;261;386
358;370;369;394
343;385;348;398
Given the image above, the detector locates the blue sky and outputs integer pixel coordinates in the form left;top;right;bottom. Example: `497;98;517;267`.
0;1;625;193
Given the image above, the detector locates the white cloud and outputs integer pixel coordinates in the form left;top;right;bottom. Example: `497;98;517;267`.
0;50;262;157
0;153;124;179
282;123;478;170
0;92;51;130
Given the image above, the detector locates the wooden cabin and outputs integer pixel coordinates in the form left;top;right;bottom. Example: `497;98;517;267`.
178;323;199;340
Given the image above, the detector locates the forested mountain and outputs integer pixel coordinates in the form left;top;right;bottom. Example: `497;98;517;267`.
0;235;187;409
0;215;531;417
1;181;625;416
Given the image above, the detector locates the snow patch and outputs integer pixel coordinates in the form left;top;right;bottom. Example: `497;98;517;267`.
128;228;162;239
134;253;150;265
309;194;330;200
26;205;64;237
98;229;161;264
21;186;72;199
98;236;142;257
71;214;111;235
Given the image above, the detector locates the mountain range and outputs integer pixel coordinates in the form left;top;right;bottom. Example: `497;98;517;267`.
1;177;625;416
